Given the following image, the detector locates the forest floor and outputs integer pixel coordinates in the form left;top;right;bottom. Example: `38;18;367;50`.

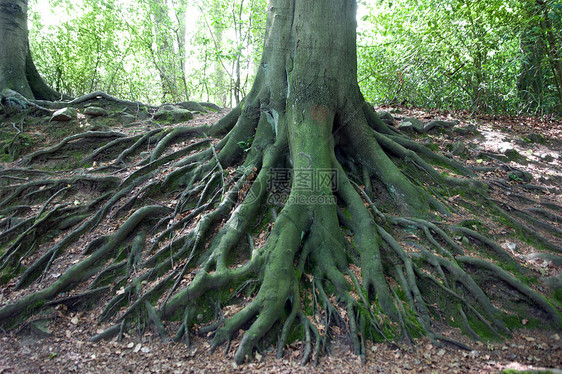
0;104;561;373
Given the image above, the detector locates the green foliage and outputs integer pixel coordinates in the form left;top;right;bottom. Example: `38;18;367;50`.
28;0;560;114
28;0;267;107
357;0;562;115
29;0;151;102
28;0;188;104
237;137;253;152
139;0;190;102
185;0;267;106
508;172;523;182
0;121;35;162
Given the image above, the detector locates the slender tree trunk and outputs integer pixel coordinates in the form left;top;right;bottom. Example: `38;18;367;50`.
173;0;189;100
518;28;545;112
153;0;175;101
210;0;227;105
539;2;562;111
232;1;244;105
152;0;189;102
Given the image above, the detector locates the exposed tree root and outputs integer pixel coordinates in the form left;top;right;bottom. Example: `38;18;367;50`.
31;91;159;111
0;205;169;323
20;131;127;166
1;90;52;113
1;97;560;366
1;5;561;366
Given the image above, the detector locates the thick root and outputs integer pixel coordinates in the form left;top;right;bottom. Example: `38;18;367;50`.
0;75;560;368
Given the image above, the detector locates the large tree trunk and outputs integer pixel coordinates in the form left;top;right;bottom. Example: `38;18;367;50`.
159;0;553;362
0;0;559;367
0;0;61;100
208;0;426;213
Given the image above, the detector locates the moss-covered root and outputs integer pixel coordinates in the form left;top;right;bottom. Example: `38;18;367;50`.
110;166;265;325
209;203;308;364
334;161;397;318
0;175;120;207
340;113;428;215
32;90;158;110
14;179;140;290
0;205;169;326
210;197;369;364
148;126;203;163
20;131;127;165
119;138;212;189
457;256;562;327
90;322;126;343
451;226;526;273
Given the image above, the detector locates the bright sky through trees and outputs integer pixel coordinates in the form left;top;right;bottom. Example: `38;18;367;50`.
26;0;562;113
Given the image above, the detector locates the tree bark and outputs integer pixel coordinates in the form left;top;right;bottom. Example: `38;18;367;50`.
0;0;61;100
0;0;559;366
232;0;425;212
163;0;447;362
0;0;32;98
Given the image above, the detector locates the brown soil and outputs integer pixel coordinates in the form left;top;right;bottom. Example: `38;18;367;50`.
0;321;560;373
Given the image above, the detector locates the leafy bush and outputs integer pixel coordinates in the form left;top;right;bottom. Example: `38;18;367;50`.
357;0;561;115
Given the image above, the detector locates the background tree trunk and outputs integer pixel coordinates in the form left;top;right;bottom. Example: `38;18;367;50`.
0;0;33;98
518;28;545;113
0;0;60;100
151;0;189;102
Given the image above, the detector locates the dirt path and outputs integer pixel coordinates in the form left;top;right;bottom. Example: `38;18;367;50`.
0;321;560;373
